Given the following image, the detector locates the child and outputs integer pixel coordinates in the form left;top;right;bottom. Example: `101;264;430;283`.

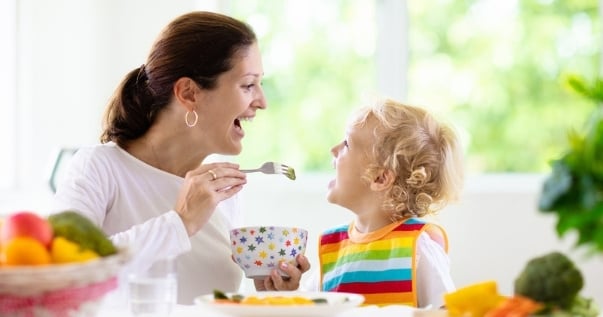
319;98;464;308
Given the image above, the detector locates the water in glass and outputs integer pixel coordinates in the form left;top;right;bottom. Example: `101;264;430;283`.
128;257;177;316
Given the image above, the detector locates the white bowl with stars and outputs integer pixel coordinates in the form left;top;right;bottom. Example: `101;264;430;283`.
229;226;309;279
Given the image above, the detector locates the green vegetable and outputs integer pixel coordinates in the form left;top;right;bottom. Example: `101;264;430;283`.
567;295;600;317
514;251;584;312
48;210;117;256
285;166;296;180
213;289;229;300
542;296;600;317
213;289;243;302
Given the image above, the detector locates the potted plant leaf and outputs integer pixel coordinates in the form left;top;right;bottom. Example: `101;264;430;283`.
539;74;603;255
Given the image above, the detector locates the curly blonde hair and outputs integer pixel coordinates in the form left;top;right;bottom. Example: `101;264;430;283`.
349;99;464;220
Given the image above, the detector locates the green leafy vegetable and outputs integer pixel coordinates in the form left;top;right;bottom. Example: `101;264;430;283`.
213;289;229;300
213;289;244;303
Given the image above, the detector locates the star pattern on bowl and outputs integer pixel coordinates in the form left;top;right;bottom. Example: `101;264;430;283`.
230;226;308;276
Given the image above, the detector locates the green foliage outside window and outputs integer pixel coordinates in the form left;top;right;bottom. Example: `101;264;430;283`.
231;1;600;173
409;0;600;172
231;1;375;172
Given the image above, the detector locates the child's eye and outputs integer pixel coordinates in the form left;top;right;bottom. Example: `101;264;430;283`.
343;140;349;148
243;84;255;90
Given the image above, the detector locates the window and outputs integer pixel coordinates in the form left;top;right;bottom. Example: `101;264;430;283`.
407;0;600;172
3;1;600;194
230;0;380;171
232;0;600;173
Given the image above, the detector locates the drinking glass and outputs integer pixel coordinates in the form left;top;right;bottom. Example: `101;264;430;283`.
128;257;177;317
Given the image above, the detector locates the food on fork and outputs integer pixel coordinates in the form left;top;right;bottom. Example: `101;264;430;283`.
284;165;296;180
241;161;296;180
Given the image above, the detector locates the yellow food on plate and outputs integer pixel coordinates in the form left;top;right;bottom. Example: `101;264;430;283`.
212;289;329;306
240;295;315;306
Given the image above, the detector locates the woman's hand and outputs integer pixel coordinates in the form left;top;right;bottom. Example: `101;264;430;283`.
254;254;311;291
174;162;247;236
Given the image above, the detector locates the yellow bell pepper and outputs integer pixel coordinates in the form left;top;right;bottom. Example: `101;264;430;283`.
444;280;507;317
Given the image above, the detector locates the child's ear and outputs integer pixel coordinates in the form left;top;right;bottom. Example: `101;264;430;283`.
370;169;396;191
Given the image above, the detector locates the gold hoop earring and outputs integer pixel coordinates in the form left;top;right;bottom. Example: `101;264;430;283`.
185;110;198;128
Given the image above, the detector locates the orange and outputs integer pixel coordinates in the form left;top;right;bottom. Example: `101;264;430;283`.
2;236;51;266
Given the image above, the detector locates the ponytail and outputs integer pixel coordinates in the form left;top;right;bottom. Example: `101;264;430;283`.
101;65;157;146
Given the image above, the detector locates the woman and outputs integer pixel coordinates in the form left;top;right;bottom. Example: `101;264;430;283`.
52;11;310;304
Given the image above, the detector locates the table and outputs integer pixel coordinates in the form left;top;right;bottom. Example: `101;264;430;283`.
97;303;432;317
95;287;436;317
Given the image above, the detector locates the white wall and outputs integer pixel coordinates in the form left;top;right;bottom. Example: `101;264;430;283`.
238;173;603;306
13;0;221;191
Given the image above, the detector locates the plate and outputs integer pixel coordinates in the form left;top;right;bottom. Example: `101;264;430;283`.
194;291;365;317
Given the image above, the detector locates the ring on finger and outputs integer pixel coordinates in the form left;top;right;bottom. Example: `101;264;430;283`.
208;169;217;181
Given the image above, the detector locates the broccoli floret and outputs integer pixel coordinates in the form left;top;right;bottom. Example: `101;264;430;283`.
514;251;584;311
569;295;600;317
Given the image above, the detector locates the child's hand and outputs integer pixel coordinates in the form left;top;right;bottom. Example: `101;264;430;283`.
253;254;311;291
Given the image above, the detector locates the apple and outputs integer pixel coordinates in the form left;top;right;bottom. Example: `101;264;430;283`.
0;211;53;248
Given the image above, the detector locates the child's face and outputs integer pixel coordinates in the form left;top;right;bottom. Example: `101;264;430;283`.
327;118;375;212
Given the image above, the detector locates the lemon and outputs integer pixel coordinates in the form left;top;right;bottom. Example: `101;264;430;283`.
50;236;100;263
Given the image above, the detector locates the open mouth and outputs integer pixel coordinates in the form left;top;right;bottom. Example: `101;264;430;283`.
235;116;253;128
234;116;254;135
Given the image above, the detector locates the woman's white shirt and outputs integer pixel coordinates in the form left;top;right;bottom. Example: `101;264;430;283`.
52;142;243;304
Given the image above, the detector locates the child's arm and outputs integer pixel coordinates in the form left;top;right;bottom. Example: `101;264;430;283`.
416;232;455;308
298;268;321;291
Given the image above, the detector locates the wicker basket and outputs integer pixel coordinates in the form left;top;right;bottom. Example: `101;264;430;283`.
0;248;130;317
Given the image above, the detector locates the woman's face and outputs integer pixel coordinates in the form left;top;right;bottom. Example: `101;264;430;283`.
327;118;375;212
198;42;266;155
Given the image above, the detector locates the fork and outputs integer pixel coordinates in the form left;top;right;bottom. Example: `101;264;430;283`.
241;161;296;180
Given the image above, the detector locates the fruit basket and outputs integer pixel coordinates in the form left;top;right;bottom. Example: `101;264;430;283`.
0;247;130;317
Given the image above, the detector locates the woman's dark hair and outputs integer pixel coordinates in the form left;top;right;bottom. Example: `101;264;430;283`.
100;11;257;146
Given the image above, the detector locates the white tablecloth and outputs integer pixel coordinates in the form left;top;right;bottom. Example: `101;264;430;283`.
96;285;444;317
97;303;440;317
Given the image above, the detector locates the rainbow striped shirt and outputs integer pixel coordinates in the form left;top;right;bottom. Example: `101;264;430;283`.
318;218;447;307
